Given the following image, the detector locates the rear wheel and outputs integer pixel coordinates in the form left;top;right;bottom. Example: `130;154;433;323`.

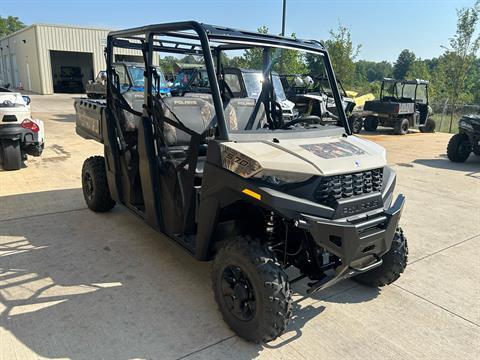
1;139;22;170
212;236;292;343
363;116;378;132
394;118;409;135
447;133;471;162
81;156;115;212
354;228;408;287
348;116;363;134
419;118;436;133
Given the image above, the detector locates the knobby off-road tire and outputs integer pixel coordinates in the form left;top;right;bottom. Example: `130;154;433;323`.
419;118;436;133
349;116;363;134
394;118;409;135
354;228;408;287
363;116;378;132
1;139;22;170
212;236;292;343
447;133;471;163
81;156;115;212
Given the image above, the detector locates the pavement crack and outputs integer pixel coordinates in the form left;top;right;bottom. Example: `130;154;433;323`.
0;208;87;223
175;335;236;359
393;284;480;328
408;233;480;266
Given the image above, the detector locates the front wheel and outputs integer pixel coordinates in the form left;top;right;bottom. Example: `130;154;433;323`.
353;228;408;287
81;156;115;212
212;237;292;343
394;118;409;135
447;133;471;162
1;139;22;170
419;118;436;133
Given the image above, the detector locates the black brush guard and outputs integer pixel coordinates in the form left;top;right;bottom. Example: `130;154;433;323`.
295;194;405;293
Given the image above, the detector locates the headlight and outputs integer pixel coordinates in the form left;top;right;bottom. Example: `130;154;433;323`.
258;173;313;186
459;120;473;131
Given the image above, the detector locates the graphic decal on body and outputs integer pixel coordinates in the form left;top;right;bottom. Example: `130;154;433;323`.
300;140;366;159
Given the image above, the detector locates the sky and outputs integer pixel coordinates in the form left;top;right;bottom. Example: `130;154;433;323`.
2;0;476;62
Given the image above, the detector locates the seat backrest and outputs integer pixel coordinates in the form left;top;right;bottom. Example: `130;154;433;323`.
161;97;215;146
224;98;267;131
121;91;144;131
183;92;213;106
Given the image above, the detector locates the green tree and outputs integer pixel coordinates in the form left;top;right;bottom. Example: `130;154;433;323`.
406;59;437;100
237;26;269;69
441;0;480;131
0;15;25;38
323;24;361;86
393;49;416;79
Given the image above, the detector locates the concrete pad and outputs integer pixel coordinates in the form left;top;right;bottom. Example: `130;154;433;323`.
394;184;479;262
395;235;480;324
1;94;479;359
0;208;232;360
186;285;479;360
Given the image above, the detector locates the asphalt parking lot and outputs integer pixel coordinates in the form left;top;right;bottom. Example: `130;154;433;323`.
0;94;479;360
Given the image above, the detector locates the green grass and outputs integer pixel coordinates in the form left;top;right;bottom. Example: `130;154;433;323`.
430;114;460;133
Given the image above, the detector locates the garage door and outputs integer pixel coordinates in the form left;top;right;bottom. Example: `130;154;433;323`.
114;54;144;64
50;50;94;93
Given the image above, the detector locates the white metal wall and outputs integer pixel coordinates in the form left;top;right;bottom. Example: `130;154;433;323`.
0;24;143;94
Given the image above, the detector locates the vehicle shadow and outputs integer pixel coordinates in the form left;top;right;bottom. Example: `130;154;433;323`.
47;113;76;123
413;155;480;178
0;189;345;359
359;127;420;137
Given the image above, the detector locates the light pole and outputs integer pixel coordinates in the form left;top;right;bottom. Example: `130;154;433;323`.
281;0;286;36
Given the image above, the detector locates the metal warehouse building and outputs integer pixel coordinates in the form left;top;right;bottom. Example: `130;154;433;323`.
0;24;143;94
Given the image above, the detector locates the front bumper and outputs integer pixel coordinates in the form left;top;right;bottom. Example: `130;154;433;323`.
296;194;405;293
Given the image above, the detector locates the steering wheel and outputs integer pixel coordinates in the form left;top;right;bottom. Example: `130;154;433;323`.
282;115;322;129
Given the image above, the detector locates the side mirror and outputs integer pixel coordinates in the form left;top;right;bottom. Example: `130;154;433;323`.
22;95;31;105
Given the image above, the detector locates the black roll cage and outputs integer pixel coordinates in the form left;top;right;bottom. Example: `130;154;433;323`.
380;78;429;104
105;21;351;137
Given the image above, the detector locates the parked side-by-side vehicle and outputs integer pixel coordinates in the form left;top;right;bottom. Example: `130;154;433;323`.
75;22;408;342
363;78;435;135
0;87;44;170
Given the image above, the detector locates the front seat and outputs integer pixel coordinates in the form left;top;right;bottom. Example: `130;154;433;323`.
224;98;267;131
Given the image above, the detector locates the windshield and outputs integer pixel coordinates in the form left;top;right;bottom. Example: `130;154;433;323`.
218;47;343;134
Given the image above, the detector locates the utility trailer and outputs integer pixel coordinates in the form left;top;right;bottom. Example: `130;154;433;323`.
75;22;408;343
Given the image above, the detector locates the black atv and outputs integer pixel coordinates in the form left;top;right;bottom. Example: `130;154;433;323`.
447;115;480;162
363;78;435;135
74;22;408;343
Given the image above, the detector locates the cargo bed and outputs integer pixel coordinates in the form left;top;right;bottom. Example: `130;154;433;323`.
74;98;106;143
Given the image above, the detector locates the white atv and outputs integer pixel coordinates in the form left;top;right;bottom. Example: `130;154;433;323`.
0;87;45;170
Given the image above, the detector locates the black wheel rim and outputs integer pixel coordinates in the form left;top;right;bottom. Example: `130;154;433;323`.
221;265;256;321
354;120;362;133
402;122;408;132
83;172;94;201
458;140;472;156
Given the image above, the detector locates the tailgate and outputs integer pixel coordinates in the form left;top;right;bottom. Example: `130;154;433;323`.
74;99;106;143
363;100;399;114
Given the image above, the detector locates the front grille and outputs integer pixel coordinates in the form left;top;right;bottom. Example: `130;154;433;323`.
314;168;383;206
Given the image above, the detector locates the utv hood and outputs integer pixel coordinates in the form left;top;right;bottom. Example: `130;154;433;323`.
221;135;387;178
